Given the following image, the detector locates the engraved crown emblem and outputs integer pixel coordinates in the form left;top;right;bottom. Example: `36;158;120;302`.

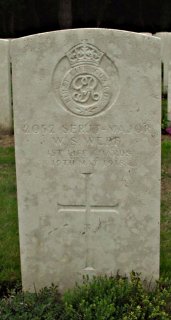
66;40;104;67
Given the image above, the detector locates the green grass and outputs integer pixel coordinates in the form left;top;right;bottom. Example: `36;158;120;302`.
162;139;171;167
0;136;171;289
0;147;21;289
160;139;171;278
162;98;169;130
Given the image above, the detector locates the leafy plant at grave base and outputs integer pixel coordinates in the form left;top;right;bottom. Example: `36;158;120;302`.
0;284;64;320
62;272;171;320
0;280;21;299
0;275;171;319
1;273;171;319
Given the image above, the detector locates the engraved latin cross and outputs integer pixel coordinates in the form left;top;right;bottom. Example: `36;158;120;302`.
57;173;119;270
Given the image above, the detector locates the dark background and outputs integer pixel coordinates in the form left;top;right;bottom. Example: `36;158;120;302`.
0;0;170;38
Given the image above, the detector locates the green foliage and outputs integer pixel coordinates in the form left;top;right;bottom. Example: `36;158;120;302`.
0;147;20;288
0;274;171;319
63;273;171;320
161;139;171;278
0;285;64;320
0;146;15;165
162;99;169;131
162;140;171;166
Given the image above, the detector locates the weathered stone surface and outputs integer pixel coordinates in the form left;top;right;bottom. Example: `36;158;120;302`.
11;29;161;292
0;39;12;133
140;32;152;36
154;32;171;93
168;62;171;123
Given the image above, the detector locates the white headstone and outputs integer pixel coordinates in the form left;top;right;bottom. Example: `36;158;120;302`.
0;39;12;133
154;32;171;94
140;32;152;36
11;29;161;292
168;62;171;123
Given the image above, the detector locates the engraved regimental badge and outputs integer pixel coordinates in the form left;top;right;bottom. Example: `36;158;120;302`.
52;40;119;116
